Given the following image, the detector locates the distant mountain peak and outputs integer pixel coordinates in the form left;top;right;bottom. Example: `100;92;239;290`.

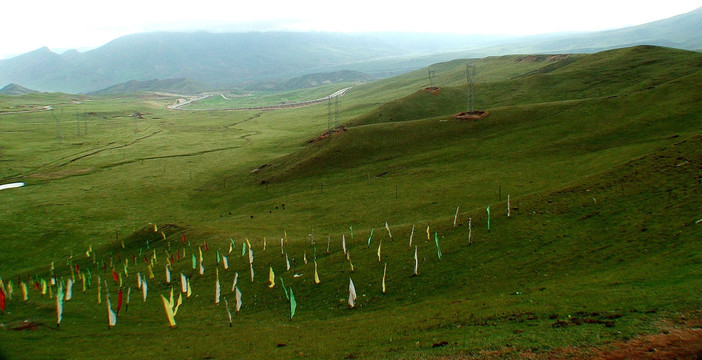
0;83;39;95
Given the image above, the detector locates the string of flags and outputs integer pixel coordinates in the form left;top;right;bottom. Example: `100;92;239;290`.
2;202;500;328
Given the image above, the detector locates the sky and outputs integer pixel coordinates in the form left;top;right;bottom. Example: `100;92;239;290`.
1;0;700;60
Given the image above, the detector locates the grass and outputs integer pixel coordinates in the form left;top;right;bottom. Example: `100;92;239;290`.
0;45;701;359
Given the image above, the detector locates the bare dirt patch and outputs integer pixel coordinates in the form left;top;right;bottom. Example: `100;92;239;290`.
308;126;347;144
455;111;490;121
424;87;441;95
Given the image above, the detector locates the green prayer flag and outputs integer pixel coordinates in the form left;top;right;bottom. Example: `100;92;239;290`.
279;276;289;300
216;250;221;264
434;232;442;260
191;254;197;269
367;228;374;248
487;205;491;231
289;287;297;319
349;226;353;239
241;242;247;256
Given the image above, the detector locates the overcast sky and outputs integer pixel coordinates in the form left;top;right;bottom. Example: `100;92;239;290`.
1;0;699;60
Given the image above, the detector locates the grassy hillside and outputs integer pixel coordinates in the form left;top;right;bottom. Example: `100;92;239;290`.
0;46;700;359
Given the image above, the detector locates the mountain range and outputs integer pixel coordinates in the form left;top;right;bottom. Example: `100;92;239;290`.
0;7;700;94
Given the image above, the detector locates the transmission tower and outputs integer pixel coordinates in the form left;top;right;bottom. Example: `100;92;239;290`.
51;107;63;143
428;69;436;88
466;64;476;112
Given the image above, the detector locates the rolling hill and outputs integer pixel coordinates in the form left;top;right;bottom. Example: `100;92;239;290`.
0;45;700;359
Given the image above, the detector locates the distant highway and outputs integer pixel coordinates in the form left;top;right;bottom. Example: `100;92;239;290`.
169;86;352;111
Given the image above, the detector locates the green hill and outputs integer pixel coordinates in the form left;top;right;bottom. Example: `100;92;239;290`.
0;46;700;359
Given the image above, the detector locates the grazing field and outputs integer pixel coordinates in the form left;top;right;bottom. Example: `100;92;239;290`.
0;45;701;359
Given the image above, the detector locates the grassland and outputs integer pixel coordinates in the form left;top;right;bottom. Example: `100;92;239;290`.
0;45;700;359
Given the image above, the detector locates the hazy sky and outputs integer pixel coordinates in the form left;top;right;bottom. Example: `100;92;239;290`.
1;0;699;60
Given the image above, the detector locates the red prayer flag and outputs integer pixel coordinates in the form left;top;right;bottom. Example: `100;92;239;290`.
112;270;119;282
182;234;186;243
117;289;123;314
0;287;6;312
204;241;209;252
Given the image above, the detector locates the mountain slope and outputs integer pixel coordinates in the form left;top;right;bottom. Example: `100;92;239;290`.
0;83;39;95
479;6;702;54
90;78;211;95
1;7;701;94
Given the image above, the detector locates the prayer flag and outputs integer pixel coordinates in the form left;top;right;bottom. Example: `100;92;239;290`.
507;194;511;217
409;224;415;248
142;277;148;302
160;295;176;327
413;246;419;276
224;297;233;326
314;261;320;285
117;288;123;314
348;278;357;308
165;265;171;284
107;295;117;328
434;232;442;260
56;283;64;326
342;234;347;255
468;218;472;245
382;263;387;294
65;279;73;301
280;277;289;300
231;272;239;292
289;287;297;319
487;205;491;231
268;267;275;288
235;286;242;313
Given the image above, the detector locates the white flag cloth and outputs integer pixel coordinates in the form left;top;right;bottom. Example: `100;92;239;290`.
409;225;415;248
215;279;221;304
165;265;171;284
413;246;419;276
235;286;242;313
107;294;117;327
180;273;187;293
142;277;148;302
65;279;73;301
348;278;357;308
231;272;239;292
224;297;233;325
342;234;347;255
